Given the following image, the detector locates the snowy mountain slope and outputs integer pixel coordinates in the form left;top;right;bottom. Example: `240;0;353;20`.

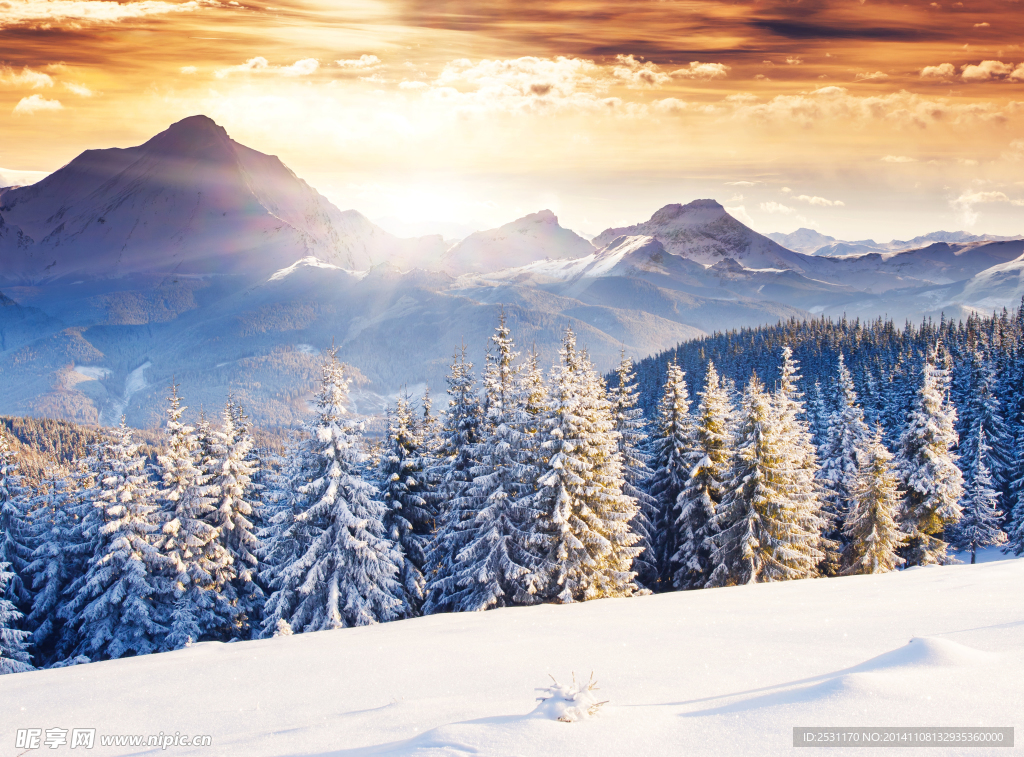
477;234;862;311
0;256;798;428
955;251;1024;310
0;116;445;282
2;556;1019;756
595;202;1024;293
440;210;595;275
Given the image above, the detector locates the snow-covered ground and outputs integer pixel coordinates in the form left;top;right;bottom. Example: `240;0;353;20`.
3;555;1021;756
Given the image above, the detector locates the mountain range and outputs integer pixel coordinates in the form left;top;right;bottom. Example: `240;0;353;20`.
767;227;1022;258
3;115;1024;428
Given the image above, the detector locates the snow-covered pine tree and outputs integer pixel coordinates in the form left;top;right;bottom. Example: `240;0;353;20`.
673;361;733;590
895;348;964;566
957;352;1012;492
806;380;831;451
434;315;544;611
422;347;485;614
377;394;432;613
647;359;695;589
707;371;825;586
0;431;32;611
950;426;1007;563
204;402;263;639
607;352;657;590
61;419;167;660
840;426;906;575
818;353;871;573
0;561;33;674
1006;472;1024;556
261;349;407;633
154;384;234;650
23;466;78;665
531;328;641;602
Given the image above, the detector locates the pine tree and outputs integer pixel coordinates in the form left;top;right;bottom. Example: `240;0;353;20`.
673;362;732;590
647;359;695;589
377;394;432;612
950;426;1007;563
0;561;33;674
61;420;167;660
262;350;407;633
433;315;544;611
819;353;871;572
608;352;658;590
896;349;964;566
423;347;485;614
531;328;640;602
204;402;263;639
0;432;33;611
957;352;1012;491
23;465;83;665
840;426;906;575
707;372;825;586
154;385;233;649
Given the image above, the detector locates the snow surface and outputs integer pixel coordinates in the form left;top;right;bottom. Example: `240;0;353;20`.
2;556;1020;756
72;365;111;381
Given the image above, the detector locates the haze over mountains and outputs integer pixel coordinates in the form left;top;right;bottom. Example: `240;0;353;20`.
3;115;1024;428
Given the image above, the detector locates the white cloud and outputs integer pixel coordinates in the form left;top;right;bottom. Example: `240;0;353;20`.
1004;140;1024;161
12;94;63;114
855;71;889;82
336;55;381;70
961;60;1015;82
651;97;688;114
920;63;955;79
950;188;1024;224
280;59;319;77
882;155;917;162
425;56;635;115
399;80;428;90
62;82;93;96
612;55;671;89
725;180;759;186
786;57;803;66
215;57;319;78
725;205;756;227
180;65;198;75
0;66;54;89
671;62;730;80
0;0;218;28
952;190;1024;207
794;194;845;207
760;201;795;214
781;187;791;193
728;86;1009;128
974;22;990;27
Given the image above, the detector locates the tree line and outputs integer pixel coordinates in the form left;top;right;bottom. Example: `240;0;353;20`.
1;310;1021;673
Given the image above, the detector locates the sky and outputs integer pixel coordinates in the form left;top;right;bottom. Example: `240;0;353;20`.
1;0;1023;242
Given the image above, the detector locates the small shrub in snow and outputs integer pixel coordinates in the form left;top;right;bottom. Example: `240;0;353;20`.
535;673;607;723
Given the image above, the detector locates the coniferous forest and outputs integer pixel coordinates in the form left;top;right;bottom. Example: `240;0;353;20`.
2;306;1024;673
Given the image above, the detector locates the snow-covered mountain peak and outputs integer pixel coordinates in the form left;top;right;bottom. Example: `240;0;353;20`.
141;114;231;156
649;199;728;227
515;209;559;227
0;116;448;281
441;209;594;275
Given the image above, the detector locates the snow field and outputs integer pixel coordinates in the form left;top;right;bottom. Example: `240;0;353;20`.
2;556;1020;756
